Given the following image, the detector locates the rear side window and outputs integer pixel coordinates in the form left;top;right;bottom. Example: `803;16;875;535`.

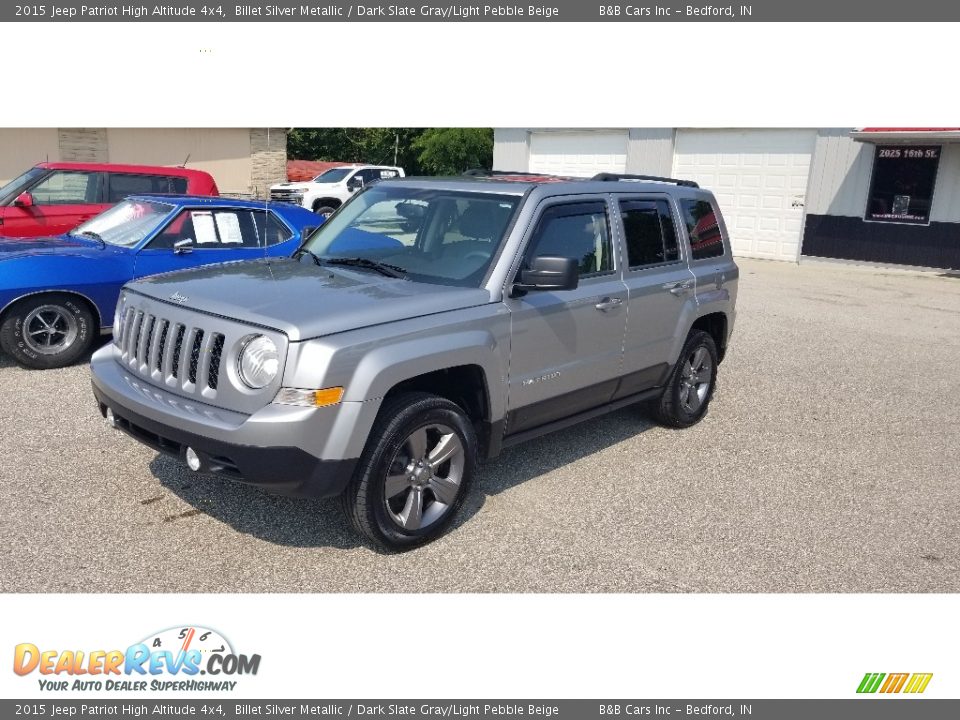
253;211;294;246
107;173;188;202
526;201;613;277
680;199;725;261
620;199;680;269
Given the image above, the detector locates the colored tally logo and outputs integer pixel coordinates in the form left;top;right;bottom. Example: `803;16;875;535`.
857;672;933;694
13;626;261;692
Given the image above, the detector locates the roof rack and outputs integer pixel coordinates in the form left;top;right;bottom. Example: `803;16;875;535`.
590;172;699;188
462;169;560;178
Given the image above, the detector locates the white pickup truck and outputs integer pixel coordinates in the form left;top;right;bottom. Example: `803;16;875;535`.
270;165;405;217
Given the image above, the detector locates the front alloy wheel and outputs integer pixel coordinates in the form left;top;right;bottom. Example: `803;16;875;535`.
342;392;476;550
22;304;79;356
0;293;95;370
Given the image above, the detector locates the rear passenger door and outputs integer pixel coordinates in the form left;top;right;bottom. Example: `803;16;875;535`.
615;195;697;397
504;198;628;434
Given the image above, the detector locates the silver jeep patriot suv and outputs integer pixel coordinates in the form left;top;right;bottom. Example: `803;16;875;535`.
91;171;738;549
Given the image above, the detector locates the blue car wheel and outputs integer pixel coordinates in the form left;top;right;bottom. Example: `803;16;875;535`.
0;293;96;370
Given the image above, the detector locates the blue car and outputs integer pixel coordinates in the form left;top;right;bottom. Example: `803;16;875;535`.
0;195;321;369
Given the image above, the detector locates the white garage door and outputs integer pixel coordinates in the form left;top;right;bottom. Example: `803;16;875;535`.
529;131;627;177
672;129;816;261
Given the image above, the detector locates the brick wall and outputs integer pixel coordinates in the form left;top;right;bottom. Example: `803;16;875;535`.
58;128;108;162
249;129;288;199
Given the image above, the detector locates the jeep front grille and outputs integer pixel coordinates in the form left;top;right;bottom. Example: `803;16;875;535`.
117;309;225;395
113;294;287;412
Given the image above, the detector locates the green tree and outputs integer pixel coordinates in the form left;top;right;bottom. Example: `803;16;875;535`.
413;128;494;175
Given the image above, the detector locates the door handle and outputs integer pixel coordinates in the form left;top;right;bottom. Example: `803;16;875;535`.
663;280;693;296
595;297;623;311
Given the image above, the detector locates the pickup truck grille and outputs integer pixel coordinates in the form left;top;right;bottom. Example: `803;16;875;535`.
270;190;303;205
116;307;226;393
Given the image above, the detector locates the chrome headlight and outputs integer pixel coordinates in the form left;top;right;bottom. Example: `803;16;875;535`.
237;335;279;389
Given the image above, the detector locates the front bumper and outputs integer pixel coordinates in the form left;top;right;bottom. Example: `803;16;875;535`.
91;348;358;499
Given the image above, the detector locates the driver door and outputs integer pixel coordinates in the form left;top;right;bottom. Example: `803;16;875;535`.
504;198;628;435
0;170;106;237
133;208;264;278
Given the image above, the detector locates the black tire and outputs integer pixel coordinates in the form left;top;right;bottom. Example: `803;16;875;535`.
653;330;719;428
340;392;477;550
0;293;96;370
314;204;337;218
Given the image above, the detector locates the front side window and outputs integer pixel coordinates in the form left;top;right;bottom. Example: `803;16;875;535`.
680;198;724;261
621;199;680;269
26;171;99;205
525;201;613;277
70;199;173;247
107;173;188;202
865;145;940;225
302;186;520;287
0;167;46;206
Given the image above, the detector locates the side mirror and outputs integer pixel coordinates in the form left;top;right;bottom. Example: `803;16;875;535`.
346;177;362;191
14;192;34;208
512;256;579;296
173;239;194;255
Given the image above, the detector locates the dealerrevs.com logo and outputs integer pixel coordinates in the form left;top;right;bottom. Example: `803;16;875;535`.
13;626;261;692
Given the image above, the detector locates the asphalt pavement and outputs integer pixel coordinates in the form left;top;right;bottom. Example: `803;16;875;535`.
1;258;958;592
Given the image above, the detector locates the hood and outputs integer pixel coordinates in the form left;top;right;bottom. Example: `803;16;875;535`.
272;180;343;192
271;181;315;191
127;258;491;341
0;233;103;261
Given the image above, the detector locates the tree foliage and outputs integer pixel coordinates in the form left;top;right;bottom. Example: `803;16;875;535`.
413;128;494;175
287;128;493;176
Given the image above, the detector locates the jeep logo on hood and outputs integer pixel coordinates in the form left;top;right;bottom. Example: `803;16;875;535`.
169;292;190;305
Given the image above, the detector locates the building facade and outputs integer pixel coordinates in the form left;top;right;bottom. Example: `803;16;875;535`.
494;128;960;269
0;128;288;199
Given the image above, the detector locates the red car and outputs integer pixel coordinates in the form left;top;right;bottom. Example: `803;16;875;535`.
0;162;219;238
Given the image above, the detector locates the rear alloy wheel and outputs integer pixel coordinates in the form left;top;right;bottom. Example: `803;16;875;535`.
0;294;95;369
653;330;718;428
341;392;476;550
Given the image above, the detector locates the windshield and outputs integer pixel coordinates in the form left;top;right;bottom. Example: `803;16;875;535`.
0;167;46;206
300;186;520;287
313;168;352;183
70;199;174;247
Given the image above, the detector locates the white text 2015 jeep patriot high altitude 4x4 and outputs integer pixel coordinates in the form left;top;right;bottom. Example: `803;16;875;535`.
91;171;738;549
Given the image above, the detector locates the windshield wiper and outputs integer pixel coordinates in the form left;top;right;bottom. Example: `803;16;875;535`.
292;247;324;266
323;257;407;278
75;230;106;248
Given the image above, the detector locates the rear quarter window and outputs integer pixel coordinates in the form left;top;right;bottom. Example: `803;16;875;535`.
680;198;725;261
107;173;188;202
